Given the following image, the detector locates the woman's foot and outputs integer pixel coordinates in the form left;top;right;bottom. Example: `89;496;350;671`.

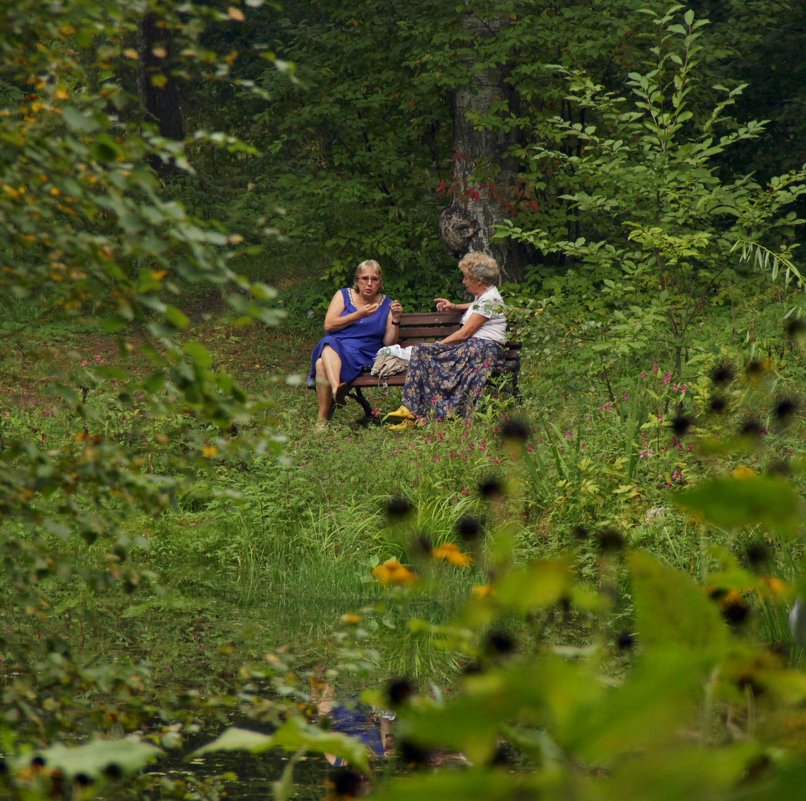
315;419;328;431
333;383;350;408
388;419;416;431
383;405;415;423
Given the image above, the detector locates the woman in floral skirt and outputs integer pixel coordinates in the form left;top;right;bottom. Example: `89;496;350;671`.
385;252;506;429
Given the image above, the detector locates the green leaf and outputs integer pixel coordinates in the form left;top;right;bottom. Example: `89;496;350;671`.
25;738;162;779
183;341;212;368
165;305;190;331
62;106;99;133
194;727;274;755
672;475;803;538
91;134;122;162
143;372;166;393
494;560;572;612
628;551;726;653
194;720;370;773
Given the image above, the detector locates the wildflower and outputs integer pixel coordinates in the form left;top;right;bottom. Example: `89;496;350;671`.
573;526;589;541
433;543;473;568
386;677;415;707
385;495;413;519
601;402;612;411
641;370;647;379
456;516;483;542
652;362;659;373
202;444;217;458
340;613;361;625
731;465;756;479
501;418;530;441
484;629;516;656
785;318;806;340
471;584;492;598
663;373;672;385
711;363;734;385
746;543;773;568
598;528;625;553
760;576;785;597
371;558;418;586
671;415;692;436
564;430;571;439
327;767;366;798
739;419;764;438
774;398;797;422
719;589;750;627
746;358;769;378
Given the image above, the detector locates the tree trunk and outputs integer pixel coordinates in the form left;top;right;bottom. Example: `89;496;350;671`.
439;12;527;282
137;12;184;176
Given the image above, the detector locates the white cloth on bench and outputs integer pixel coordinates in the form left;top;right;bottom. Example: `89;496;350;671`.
374;344;413;361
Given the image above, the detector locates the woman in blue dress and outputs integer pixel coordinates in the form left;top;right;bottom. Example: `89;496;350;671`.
309;260;403;426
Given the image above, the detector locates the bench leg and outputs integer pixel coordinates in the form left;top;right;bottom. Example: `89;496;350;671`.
348;387;374;422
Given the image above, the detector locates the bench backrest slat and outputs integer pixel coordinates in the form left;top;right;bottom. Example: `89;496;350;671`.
395;311;519;362
398;312;464;326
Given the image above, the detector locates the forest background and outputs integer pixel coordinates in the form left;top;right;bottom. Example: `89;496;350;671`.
2;1;806;799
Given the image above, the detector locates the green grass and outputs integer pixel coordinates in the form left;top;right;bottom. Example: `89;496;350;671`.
3;290;806;708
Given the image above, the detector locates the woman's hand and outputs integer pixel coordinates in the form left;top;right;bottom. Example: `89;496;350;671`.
358;301;382;317
434;298;454;312
390;300;403;322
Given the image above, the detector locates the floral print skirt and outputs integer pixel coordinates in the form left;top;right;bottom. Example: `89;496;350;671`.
402;339;505;420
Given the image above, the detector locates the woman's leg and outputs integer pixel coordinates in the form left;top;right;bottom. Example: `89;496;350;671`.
401;343;437;417
314;357;332;423
320;345;343;398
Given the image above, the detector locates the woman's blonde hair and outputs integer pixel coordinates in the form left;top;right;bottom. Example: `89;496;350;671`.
353;259;383;290
459;252;500;286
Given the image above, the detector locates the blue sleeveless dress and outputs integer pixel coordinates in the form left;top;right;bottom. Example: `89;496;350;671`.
308;289;391;386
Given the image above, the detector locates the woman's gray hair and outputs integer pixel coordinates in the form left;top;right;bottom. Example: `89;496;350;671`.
458;252;500;286
352;259;383;290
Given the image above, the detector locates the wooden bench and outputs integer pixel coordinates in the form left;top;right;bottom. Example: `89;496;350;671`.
332;311;521;421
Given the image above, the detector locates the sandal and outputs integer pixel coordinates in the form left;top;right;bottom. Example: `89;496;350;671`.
383;405;415;423
333;383;350;408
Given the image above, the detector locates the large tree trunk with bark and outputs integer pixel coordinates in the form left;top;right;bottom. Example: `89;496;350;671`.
137;12;184;176
439;12;528;282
